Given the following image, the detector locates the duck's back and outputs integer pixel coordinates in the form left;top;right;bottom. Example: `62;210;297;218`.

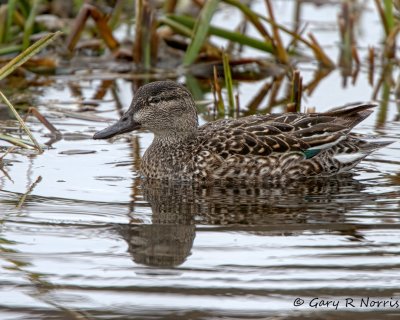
194;103;390;183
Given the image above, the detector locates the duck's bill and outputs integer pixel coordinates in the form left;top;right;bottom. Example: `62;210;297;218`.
93;119;141;139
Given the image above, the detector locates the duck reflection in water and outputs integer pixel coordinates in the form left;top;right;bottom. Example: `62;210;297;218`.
118;175;376;268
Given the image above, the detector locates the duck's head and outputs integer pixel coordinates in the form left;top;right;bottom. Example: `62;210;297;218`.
93;81;198;140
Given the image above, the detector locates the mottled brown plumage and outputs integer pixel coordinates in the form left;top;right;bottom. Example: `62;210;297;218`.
93;81;391;185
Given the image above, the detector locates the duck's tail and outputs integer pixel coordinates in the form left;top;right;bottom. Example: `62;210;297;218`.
324;102;376;129
332;136;393;171
356;136;394;156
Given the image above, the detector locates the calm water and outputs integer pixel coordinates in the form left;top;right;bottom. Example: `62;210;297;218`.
1;1;400;319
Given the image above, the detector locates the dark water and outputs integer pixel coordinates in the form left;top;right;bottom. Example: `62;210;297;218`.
1;1;400;319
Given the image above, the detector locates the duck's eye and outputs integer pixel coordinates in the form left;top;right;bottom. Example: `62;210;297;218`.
149;96;161;104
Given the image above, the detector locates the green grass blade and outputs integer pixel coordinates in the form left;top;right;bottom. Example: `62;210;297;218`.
0;31;61;80
168;15;275;53
142;3;154;70
0;146;17;160
0;133;35;149
73;0;84;12
18;0;31;18
183;0;219;66
22;0;40;50
222;0;272;41
0;44;22;55
4;0;17;42
222;50;235;115
185;74;205;103
384;0;394;32
0;5;7;44
0;31;62;154
108;0;124;29
159;17;192;37
0;91;43;153
164;0;178;14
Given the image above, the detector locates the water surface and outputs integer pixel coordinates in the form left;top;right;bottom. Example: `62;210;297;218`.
1;1;400;319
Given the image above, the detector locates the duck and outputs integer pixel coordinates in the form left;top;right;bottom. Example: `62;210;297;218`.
93;80;391;184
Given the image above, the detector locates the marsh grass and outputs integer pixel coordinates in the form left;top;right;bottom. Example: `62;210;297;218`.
0;1;396;70
0;146;16;160
0;92;43;152
289;70;302;113
0;31;61;79
66;4;119;53
133;0;154;69
22;0;39;50
0;1;397;120
213;65;225;116
222;51;234;111
0;31;61;153
183;0;219;66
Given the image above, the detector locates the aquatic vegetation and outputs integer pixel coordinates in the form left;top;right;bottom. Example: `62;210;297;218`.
0;31;60;153
0;1;396;121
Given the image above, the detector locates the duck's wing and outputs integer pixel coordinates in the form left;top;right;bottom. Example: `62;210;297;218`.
198;103;377;159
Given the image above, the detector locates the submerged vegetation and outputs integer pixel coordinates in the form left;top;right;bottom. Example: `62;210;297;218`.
0;0;399;157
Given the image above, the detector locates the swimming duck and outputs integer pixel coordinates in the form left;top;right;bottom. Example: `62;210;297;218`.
93;80;390;184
